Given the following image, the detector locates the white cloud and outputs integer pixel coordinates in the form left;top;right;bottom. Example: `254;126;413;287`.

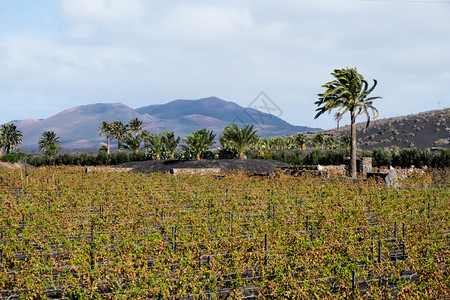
162;5;253;39
0;0;449;128
61;0;144;23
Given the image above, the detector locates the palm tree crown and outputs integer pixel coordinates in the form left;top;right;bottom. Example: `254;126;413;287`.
38;131;61;155
0;123;23;154
111;121;127;152
127;118;143;137
220;124;259;159
315;67;381;178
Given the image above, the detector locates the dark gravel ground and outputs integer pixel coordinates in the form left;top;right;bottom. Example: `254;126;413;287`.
116;159;290;174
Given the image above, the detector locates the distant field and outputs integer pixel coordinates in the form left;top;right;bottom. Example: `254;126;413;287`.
0;167;448;299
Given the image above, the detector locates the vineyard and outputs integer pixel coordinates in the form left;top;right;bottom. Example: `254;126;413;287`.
0;167;448;299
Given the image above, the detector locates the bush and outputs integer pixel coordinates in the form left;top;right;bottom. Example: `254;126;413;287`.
372;148;392;167
0;151;26;164
218;145;239;159
431;149;450;168
179;148;216;160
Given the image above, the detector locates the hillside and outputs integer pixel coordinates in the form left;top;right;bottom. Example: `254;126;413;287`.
306;108;449;150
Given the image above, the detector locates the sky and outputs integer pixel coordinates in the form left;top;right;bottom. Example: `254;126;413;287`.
0;0;449;130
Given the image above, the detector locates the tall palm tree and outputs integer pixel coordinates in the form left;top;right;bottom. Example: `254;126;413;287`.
98;121;114;154
220;124;259;159
315;67;381;178
294;133;307;150
163;131;181;159
0;123;23;154
38;131;61;155
183;129;216;161
111;121;127;152
127;118;143;137
334;112;342;130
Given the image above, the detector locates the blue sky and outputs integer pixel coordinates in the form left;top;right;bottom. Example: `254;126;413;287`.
1;0;449;130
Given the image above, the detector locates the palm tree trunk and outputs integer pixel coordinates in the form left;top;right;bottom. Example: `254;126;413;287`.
196;154;201;161
239;152;244;159
350;112;357;179
107;138;110;154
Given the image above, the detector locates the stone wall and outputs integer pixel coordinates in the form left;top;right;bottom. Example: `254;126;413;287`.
320;165;348;177
170;168;222;175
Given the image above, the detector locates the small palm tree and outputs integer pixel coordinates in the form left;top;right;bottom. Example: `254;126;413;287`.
324;136;335;149
315;67;381;178
111;121;127;152
286;137;297;150
258;137;272;150
99;121;114;154
183;129;216;161
294;133;307;150
38;131;61;155
220;124;259;159
163;131;181;159
340;135;351;151
127;118;143;137
122;133;141;156
0;123;23;154
272;137;286;150
147;133;165;160
312;133;325;150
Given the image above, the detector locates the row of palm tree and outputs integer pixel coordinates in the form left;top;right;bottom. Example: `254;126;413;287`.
98;117;354;160
98;120;261;160
0;124;63;157
254;133;349;151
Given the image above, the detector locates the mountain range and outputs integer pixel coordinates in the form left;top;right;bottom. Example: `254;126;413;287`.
13;97;319;149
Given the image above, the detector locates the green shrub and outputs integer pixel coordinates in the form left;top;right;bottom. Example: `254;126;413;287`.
218;145;239;159
372;148;392;167
0;151;25;163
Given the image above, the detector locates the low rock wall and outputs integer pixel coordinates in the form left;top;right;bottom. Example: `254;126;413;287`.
170;168;222;175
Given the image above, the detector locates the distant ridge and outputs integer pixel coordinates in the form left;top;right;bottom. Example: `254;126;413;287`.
14;97;319;149
312;108;449;150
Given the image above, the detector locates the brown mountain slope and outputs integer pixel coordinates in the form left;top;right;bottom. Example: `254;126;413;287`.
306;108;449;150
